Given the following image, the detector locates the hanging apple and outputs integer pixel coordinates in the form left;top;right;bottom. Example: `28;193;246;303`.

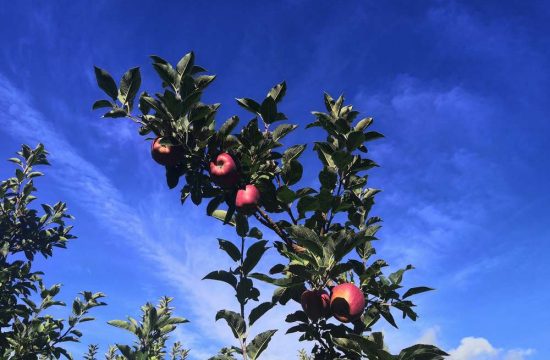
330;283;365;323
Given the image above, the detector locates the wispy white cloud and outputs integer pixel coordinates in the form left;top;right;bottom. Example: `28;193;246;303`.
448;337;534;360
383;326;534;360
355;76;518;284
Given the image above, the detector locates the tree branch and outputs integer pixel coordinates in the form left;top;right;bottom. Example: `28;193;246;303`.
255;207;293;249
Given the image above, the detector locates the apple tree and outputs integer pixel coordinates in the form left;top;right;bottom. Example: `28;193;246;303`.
92;52;448;360
0;144;190;359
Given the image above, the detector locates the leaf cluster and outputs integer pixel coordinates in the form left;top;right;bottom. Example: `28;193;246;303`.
0;144;106;359
106;296;189;360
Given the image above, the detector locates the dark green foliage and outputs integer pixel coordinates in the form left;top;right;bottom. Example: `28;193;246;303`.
0;144;106;359
0;145;191;359
93;52;448;359
107;297;189;359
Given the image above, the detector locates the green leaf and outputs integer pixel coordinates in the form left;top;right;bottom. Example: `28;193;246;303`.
355;117;373;131
247;227;263;239
260;97;277;124
118;67;141;107
332;151;353;169
397;344;448;360
94;66;118;100
215;310;246;339
276;186;297;204
285;310;308;323
218;239;241;262
282;145;306;164
347;131;365;151
313;142;336;168
249;302;275;326
242;240;269;275
166;166;180;189
196;75;216;89
287;226;323;257
152;62;178;88
272;124;297;142
211;210;236;226
319;166;337;190
324;92;334;112
281;160;303;186
236;213;249;237
236;98;261;114
102;108;127;118
297;196;319;218
203;270;238;289
176;52;195;75
364;131;385;142
149;55;169;64
333;337;362;355
108;319;136;333
389;265;413;286
267;81;287;103
92;100;113;110
287;225;320;243
237;277;258;303
402;286;434;299
207;195;225;216
220;116;240;136
246;330;277;360
379;305;398;328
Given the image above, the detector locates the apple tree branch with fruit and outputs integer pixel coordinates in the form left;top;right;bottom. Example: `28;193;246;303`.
93;52;448;360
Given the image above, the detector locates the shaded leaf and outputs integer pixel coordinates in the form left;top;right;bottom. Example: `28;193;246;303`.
272;124;297;142
92;100;113;110
403;286;434;299
236;98;261;114
267;81;287;103
215;310;246;339
242;240;269;275
246;330;277;360
119;67;141;106
94;66;118;100
218;239;241;262
203;270;238;289
260;97;277;124
249;302;275;326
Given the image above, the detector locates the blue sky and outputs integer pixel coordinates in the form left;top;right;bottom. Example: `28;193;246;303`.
1;1;549;359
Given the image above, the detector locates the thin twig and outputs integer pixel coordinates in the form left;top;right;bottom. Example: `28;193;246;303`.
256;207;293;249
286;206;298;225
239;236;249;360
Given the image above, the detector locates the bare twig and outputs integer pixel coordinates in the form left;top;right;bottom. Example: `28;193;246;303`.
256;207;293;249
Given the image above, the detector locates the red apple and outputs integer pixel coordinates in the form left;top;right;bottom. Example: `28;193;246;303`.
151;137;183;167
301;289;331;321
330;283;365;323
209;153;239;188
235;184;260;214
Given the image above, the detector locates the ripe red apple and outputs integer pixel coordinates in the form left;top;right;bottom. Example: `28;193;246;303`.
301;289;331;321
330;283;365;323
235;184;260;214
151;137;183;167
209;153;239;188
